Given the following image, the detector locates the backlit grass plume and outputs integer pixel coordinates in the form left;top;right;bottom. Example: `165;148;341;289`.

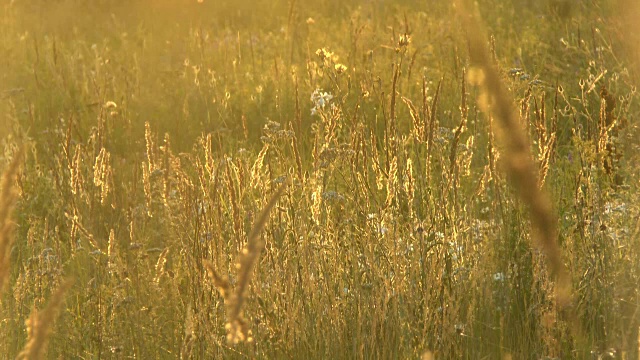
0;148;24;295
16;280;73;360
454;0;572;307
204;183;286;344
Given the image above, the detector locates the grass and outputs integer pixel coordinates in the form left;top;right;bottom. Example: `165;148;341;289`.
1;0;639;358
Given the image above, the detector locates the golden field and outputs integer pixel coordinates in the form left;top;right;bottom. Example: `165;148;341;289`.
1;0;639;358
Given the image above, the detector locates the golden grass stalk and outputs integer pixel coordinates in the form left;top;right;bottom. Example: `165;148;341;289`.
404;156;415;219
64;212;100;251
0;148;24;295
250;144;269;189
180;304;196;360
454;0;571;307
16;280;73;360
448;68;469;195
141;161;152;217
153;248;169;285
161;133;172;209
69;144;82;195
92;147;112;205
144;121;156;172
289;129;304;182
107;229;116;270
204;183;286;344
402;96;423;140
389;62;400;158
425;78;442;181
384;155;397;209
532;92;558;188
225;159;242;250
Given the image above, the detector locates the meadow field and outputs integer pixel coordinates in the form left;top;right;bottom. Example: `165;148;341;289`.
1;0;639;358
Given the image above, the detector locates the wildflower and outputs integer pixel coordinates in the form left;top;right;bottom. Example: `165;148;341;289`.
273;175;287;185
493;272;505;282
508;68;524;77
310;89;334;116
264;120;281;132
604;201;628;215
321;190;344;203
398;33;411;48
315;48;334;63
334;63;347;74
103;101;118;109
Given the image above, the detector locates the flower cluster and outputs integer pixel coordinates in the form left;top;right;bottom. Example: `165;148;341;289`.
398;33;411;48
310;89;334;116
260;120;294;143
315;47;347;73
315;48;336;63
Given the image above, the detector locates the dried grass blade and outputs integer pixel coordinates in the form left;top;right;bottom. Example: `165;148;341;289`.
454;0;571;307
231;183;286;322
0;148;24;295
16;280;73;360
204;183;286;344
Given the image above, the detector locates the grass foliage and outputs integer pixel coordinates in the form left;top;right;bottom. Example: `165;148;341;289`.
1;0;640;358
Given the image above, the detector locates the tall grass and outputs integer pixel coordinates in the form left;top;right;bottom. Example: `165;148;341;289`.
1;0;639;358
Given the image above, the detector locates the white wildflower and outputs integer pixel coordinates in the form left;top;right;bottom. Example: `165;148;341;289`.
310;89;334;116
